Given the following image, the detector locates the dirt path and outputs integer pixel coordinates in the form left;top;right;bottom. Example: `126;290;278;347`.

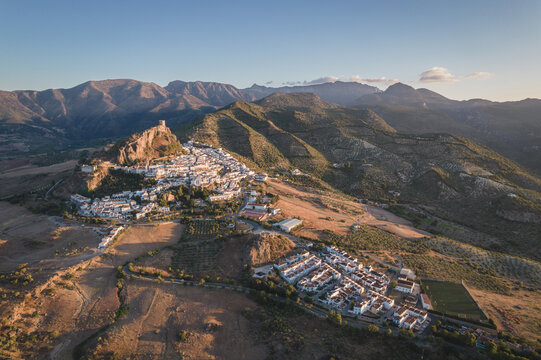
358;205;432;239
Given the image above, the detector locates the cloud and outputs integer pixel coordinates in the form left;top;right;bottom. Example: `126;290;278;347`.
283;75;399;87
463;72;493;80
419;67;493;83
357;77;400;86
419;67;457;83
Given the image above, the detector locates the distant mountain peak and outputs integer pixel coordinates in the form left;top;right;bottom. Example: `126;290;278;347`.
384;82;417;95
255;92;338;109
243;81;379;106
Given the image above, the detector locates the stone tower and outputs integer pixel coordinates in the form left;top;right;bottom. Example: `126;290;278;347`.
159;120;166;127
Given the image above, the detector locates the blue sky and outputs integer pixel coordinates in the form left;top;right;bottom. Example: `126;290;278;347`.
1;0;539;101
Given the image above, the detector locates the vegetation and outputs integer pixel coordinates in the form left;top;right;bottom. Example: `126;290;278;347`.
422;280;487;322
85;169;156;198
321;227;428;255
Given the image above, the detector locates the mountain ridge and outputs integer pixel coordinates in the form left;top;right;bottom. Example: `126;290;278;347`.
356;83;541;173
181;92;541;260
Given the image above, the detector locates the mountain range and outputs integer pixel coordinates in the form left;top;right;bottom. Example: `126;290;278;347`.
0;78;539;175
181;92;541;261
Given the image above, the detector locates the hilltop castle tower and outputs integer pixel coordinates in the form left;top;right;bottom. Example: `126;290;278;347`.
159;120;166;127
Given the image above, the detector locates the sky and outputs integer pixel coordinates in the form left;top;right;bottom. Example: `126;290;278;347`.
0;0;540;101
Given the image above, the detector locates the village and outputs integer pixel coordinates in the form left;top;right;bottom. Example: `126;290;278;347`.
263;245;433;333
68;139;500;344
71;140;267;221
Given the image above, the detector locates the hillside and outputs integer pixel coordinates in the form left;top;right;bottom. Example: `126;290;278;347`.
0;79;232;155
356;83;541;173
182;93;541;261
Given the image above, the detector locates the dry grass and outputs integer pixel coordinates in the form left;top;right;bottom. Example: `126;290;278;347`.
87;281;267;360
469;287;541;341
266;179;428;240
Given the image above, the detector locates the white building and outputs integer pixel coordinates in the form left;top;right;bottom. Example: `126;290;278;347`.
420;294;432;310
81;165;97;173
400;268;416;281
395;279;415;294
276;218;303;233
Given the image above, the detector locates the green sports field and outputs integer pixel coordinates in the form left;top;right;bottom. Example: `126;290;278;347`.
423;280;487;322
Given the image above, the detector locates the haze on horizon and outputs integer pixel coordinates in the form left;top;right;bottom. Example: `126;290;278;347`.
0;0;540;102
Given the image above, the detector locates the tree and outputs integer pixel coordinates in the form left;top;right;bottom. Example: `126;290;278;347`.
326;310;342;325
464;333;476;347
486;341;498;356
390;280;398;288
367;325;379;333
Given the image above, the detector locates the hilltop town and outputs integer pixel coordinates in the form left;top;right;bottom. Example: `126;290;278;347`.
65;122;498;346
1;119;539;359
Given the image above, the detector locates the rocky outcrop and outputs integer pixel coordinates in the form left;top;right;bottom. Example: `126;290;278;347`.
246;234;295;266
113;123;183;165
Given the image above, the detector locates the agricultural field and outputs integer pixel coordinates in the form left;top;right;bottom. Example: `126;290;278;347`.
182;219;232;242
425;237;541;288
171;239;224;274
423;280;487;322
322;226;429;256
402;253;508;294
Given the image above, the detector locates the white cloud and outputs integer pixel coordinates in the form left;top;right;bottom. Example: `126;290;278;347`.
463;71;493;80
419;67;457;83
283;75;399;87
419;67;493;83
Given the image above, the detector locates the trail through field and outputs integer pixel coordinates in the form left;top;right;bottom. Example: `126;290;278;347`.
358;205;431;239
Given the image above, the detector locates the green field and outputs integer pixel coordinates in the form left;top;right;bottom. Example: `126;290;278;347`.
423;280;487;322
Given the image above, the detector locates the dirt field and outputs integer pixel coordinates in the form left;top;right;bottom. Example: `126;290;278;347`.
359;205;431;239
0;222;184;359
0;160;77;179
469;287;541;341
266;179;429;240
83;279;439;360
0;202;100;272
88;281;267;360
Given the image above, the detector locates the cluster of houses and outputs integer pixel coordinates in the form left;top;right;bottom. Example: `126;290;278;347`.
269;246;432;330
392;305;428;330
71;194;156;220
72;141;268;220
98;225;125;248
238;190;281;221
117;140;258;202
275;251;321;283
273;247;393;313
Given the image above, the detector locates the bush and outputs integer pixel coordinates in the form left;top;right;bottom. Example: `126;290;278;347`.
367;325;379;333
177;330;188;342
